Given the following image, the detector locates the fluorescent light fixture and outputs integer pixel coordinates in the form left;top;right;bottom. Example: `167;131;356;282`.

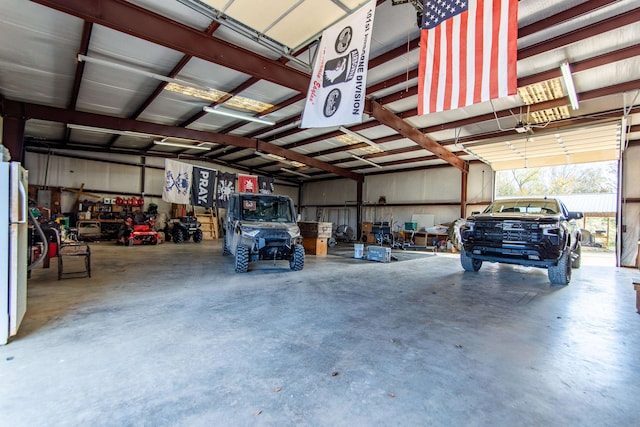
203;106;275;126
280;168;311;178
67;124;155;139
153;140;211;151
339;127;384;151
350;154;382;169
560;62;579;110
77;54;214;93
255;151;306;168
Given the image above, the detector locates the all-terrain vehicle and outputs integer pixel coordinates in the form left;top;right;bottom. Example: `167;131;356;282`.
166;216;203;243
459;197;583;285
223;193;304;272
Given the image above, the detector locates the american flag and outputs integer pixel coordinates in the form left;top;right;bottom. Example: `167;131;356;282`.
418;0;518;115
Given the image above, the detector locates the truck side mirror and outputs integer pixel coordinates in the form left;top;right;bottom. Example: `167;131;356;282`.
568;211;583;220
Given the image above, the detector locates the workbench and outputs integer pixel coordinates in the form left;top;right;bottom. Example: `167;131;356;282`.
401;231;449;251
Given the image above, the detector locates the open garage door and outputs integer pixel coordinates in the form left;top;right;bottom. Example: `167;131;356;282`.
461;122;621;171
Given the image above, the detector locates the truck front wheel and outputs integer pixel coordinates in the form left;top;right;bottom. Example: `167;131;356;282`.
460;250;482;272
548;250;571;285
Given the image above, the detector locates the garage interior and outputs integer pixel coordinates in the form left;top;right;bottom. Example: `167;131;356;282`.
2;0;640;425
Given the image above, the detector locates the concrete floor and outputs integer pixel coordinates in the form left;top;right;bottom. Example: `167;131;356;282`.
1;241;639;426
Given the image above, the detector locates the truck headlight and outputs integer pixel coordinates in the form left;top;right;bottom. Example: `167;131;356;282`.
540;223;560;235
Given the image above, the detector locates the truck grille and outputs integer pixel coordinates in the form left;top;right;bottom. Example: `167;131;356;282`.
474;220;542;243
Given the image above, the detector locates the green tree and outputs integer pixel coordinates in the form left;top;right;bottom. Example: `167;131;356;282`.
495;161;617;196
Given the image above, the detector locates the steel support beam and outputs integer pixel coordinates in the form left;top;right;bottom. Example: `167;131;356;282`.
2;116;26;163
367;99;468;172
2;99;362;181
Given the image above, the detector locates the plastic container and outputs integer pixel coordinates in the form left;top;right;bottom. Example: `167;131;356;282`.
354;243;364;259
367;245;391;263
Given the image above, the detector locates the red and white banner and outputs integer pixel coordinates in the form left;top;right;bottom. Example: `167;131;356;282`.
301;0;376;128
238;174;258;193
417;0;518;115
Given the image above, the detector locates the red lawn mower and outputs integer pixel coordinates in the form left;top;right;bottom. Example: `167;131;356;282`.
117;211;160;246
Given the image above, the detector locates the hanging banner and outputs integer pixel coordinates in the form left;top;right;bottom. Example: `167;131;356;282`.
238;174;258;193
190;166;216;207
258;176;275;194
163;159;193;204
216;172;236;209
300;0;376;128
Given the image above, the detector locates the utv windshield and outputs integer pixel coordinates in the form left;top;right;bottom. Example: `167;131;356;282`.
483;199;560;215
239;195;295;222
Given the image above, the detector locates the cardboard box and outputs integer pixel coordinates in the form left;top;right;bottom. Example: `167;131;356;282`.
362;222;373;233
413;233;428;246
302;237;327;256
367;245;391;263
298;221;332;238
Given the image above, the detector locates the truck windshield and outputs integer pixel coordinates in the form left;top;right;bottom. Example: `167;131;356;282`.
240;196;294;222
484;199;559;215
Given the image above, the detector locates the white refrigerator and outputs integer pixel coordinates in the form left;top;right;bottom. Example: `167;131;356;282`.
1;161;28;345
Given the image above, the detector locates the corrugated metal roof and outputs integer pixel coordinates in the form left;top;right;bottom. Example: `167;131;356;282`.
1;0;639;180
499;193;617;214
553;193;617;214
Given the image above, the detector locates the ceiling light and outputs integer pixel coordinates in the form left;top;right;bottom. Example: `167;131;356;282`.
339;127;384;151
203;106;275;125
77;54;212;92
280;168;311;178
67;124;155;138
350;154;383;169
560;62;579;110
153;140;211;151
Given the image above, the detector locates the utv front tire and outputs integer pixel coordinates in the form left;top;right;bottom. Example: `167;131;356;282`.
193;229;203;243
290;244;305;271
460;250;482;272
549;250;571;286
235;245;250;273
222;238;231;256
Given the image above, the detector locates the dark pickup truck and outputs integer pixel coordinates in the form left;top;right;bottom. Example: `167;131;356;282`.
459;197;583;285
